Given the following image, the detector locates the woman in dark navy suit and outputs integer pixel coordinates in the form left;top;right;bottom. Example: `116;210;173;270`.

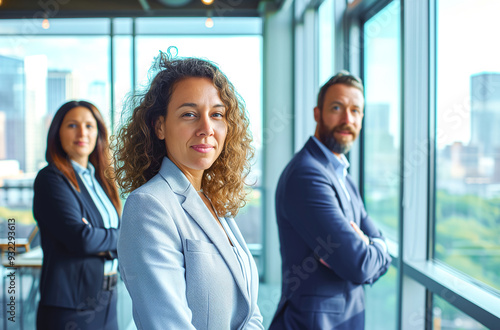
33;101;121;330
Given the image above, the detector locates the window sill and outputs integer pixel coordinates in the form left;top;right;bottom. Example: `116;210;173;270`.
404;259;500;329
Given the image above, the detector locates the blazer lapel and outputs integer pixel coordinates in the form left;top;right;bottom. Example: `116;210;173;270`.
225;218;258;301
181;189;249;304
58;165;105;228
325;162;354;221
305;138;354;221
76;175;105;227
346;179;361;226
158;157;250;305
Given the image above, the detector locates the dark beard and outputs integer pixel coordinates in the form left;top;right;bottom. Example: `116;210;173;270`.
318;120;354;155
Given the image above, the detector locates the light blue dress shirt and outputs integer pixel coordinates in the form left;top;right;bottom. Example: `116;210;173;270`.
71;160;119;273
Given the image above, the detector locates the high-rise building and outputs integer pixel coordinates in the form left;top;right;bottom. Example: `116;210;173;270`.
47;70;74;116
0;55;26;171
470;73;500;156
24;55;48;173
88;80;109;125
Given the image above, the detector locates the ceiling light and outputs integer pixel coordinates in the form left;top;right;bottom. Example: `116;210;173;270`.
157;0;192;7
201;0;214;4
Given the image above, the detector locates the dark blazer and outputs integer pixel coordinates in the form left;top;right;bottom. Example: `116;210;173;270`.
33;164;119;310
269;138;392;330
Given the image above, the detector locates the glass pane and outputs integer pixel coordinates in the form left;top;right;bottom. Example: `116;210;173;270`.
362;0;401;242
365;265;397;330
432;295;487;330
235;188;263;276
434;0;500;291
318;0;335;86
113;36;133;133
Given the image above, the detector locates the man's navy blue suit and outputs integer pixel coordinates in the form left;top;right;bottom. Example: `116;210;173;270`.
269;137;392;330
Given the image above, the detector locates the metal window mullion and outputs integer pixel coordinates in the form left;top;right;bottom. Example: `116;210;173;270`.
132;17;137;95
425;0;438;328
110;18;115;133
397;0;406;326
400;0;431;329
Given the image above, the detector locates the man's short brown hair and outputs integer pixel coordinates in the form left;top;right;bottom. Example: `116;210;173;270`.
317;71;364;110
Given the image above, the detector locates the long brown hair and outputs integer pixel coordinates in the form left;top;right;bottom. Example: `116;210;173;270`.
113;53;254;216
46;100;121;215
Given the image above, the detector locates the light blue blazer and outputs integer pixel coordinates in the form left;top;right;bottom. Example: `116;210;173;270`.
118;157;263;330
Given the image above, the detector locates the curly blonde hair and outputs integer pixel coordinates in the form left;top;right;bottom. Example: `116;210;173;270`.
113;52;254;216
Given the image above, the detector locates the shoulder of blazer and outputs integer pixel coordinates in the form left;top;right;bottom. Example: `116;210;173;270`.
130;171;175;197
125;172;182;216
37;164;89;195
282;138;331;179
128;157;192;204
36;164;75;191
303;137;330;167
36;164;104;224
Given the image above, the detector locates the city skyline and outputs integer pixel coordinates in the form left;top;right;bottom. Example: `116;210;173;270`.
0;52;108;174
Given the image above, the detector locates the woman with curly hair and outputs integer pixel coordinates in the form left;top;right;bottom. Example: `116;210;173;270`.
114;53;263;330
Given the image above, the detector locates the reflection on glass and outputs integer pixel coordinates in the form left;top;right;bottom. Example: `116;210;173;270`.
365;265;397;330
362;1;401;242
435;0;500;292
432;295;487;330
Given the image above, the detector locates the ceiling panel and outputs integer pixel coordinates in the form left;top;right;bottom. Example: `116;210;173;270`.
0;0;281;18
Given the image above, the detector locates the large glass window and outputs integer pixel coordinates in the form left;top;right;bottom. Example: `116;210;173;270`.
112;34;133;131
362;0;401;242
362;3;400;327
434;0;500;292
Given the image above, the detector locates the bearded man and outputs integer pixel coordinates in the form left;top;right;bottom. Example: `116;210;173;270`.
269;71;392;330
